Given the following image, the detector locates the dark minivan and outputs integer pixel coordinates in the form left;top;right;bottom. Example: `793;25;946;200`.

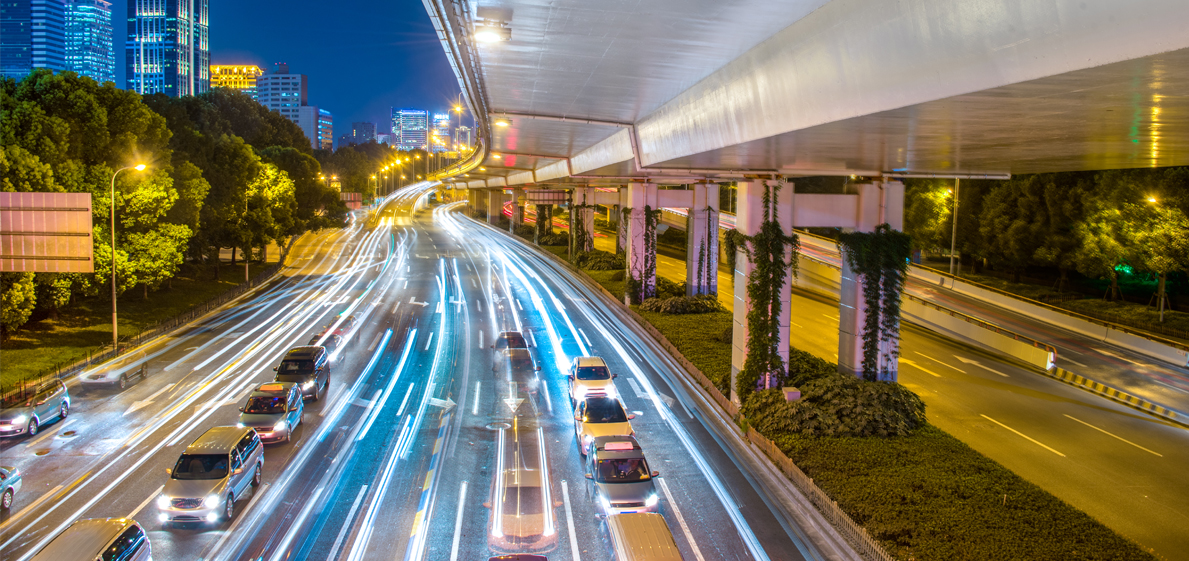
273;346;330;400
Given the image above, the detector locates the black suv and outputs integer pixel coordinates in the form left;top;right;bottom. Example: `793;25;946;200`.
273;346;330;400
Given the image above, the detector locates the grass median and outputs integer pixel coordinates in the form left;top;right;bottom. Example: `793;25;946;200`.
1;262;275;388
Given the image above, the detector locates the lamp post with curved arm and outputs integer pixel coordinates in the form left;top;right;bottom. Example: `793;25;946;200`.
110;164;147;351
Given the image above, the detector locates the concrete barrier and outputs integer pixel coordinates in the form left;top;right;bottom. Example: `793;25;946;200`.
1046;368;1187;428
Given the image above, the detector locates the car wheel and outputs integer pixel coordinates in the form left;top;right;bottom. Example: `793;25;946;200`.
119;375;127;390
224;494;235;520
284;423;292;443
2;488;12;510
27;419;39;437
252;465;262;488
59;402;69;420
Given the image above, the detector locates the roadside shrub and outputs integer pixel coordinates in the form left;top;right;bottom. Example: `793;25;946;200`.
610;270;625;281
786;347;836;387
640;294;724;315
743;374;925;438
657;226;687;248
716;326;732;344
538;232;568;246
574;250;624;271
514;224;535;239
656;277;686;299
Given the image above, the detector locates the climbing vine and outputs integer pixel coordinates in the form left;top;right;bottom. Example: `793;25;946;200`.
723;228;747;272
737;179;800;405
534;204;552;244
688;206;717;296
640;205;661;301
569;192;596;257
837;224;912;381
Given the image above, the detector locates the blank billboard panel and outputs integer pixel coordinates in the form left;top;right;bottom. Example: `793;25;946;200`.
0;192;94;273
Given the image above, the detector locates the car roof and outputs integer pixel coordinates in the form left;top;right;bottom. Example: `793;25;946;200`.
581;396;622;408
249;382;296;397
185;426;248;454
592;436;645;460
30;518;132;560
283;346;322;358
501;469;543;488
574;356;607;367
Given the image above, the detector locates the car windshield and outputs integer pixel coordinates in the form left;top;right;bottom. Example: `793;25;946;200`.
596;458;651;482
496;333;527;349
584;399;628;423
244;396;286;414
173;454;229;480
278;360;313;373
501;485;544;515
576;365;610;380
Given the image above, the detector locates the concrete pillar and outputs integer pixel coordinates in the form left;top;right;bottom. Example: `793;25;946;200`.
730;180;793;404
615;187;629;254
487;190;503;225
570;188;597;253
686;183;721;296
466;189;475;216
624;182;658;303
510;188;524;232
837;182;905;382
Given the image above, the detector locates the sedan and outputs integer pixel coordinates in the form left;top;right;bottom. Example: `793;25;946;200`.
1;466;22;511
573;397;635;456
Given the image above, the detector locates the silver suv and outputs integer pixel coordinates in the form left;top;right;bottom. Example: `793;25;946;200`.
584;436;660;515
0;379;69;437
158;426;263;524
31;518;150;561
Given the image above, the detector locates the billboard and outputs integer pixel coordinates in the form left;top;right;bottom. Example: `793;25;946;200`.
0;192;94;273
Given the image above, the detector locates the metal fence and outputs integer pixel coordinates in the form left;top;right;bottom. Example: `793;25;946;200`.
2;238;296;403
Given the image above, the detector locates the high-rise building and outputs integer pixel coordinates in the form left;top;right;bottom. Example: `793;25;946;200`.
126;0;209;97
375;133;392;146
257;63;325;150
392;108;428;152
1;0;67;80
318;109;333;151
64;0;114;84
210;64;263;98
431;113;451;153
351;122;376;145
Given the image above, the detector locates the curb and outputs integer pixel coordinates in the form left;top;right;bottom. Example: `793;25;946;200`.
1046;367;1188;428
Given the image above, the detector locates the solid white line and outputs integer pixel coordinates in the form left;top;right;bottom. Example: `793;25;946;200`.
24;419;75;449
541;380;553;414
353;390;384;442
0;484;62;531
561;480;581;561
321;385;346;417
327;485;369;561
367;332;383;351
913;351;966;373
658;477;705;561
981;414;1065;457
1062;355;1089;368
477;299;483;312
449;481;469;561
478;331;484;349
1064;414;1162;456
126;485;164;520
516;299;523;311
525;330;536;347
901;359;941;378
472;382;481;416
211;482;271;559
424;332;434;351
577;327;592;347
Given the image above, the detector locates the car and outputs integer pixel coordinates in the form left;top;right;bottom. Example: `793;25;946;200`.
487;468;556;553
1;466;22;511
568;356;616;404
237;382;304;443
306;332;342;355
331;314;357;340
573;397;635;456
159;426;263;525
30;518;151;561
0;379;69;438
604;512;681;561
273;346;330;400
494;331;529;350
585;436;660;515
79;351;148;391
489;556;549;561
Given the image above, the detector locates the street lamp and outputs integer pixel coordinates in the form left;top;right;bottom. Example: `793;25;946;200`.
949;179;960;276
110;163;147;351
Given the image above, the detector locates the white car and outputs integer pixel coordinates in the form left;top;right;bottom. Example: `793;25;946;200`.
574;396;635;456
567;356;616;404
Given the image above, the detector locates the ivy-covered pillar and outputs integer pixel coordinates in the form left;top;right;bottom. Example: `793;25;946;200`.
730;180;793;404
615;187;628;254
466;189;476;216
686;182;721;296
534;204;553;244
570;188;596;253
487;190;504;225
510;188;524;232
837;182;906;382
624;181;659;303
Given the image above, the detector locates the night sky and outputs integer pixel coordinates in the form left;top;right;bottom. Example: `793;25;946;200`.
111;0;462;135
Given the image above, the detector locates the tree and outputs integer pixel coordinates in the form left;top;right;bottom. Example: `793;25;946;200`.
1072;206;1132;300
1129;203;1189;320
260;146;347;232
1;273;36;337
902;179;952;255
1032;173;1093;291
978;177;1046;282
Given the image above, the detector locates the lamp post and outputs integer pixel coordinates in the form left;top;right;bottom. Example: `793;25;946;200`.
110;164;147;351
948;178;960;276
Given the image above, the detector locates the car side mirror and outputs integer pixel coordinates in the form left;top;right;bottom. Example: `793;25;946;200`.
272;367;278;371
233;468;244;475
535;366;542;371
612;374;618;379
585;473;593;480
166;468;172;476
483;501;492;509
489;345;494;349
651;471;660;478
238;407;244;412
627;414;636;420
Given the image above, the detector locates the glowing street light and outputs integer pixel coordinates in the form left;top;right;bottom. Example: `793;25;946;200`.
110;163;148;350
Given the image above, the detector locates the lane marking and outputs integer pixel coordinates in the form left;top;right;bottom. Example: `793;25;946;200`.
471;278;476;288
449;481;468;561
1063;414;1162;457
981;414;1065;457
322;384;346;415
0;484;62;531
327;485;369;561
525;330;536;348
367;332;383;351
24;418;76;448
395;384;415;417
1063;356;1089;368
424;332;435;351
126;485;164;520
54;471;92;503
954;355;1011;377
477;299;483;312
900;358;941;378
577;327;592;347
516;298;523;311
124;384;177;417
658;477;705;561
912;351;966;373
626;378;649;399
478;330;484;349
473;382;481;416
392;301;401;315
561;480;581;561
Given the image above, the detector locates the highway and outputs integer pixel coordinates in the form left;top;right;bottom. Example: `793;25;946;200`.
615;231;1189;559
0;185;857;561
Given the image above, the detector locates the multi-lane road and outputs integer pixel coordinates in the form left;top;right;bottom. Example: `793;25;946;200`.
1;184;860;561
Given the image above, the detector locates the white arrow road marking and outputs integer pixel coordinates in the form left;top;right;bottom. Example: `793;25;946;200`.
954;356;1010;377
409;297;429;307
124;383;176;416
504;381;523;413
428;397;456;412
627;378;649;399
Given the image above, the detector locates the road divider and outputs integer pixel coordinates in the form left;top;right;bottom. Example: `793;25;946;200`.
1045;368;1187;428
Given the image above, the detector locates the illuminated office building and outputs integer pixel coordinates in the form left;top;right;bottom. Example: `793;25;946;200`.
210;64;262;98
317;108;333;151
2;0;67;79
351;122;376;144
431;113;451;153
392;108;428;152
126;0;209;97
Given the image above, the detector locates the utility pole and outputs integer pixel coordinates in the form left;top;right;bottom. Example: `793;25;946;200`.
949;178;960;276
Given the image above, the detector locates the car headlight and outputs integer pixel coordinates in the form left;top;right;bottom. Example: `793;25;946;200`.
236;422;245;428
157;495;170;509
645;493;659;507
273;419;288;431
10;414;27;425
303;380;315;390
603;385;617;398
203;494;220;508
600;496;612;511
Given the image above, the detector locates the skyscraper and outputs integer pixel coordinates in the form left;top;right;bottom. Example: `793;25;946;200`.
317;109;333;151
65;0;113;84
210;64;263;98
257;63;329;151
392;109;428;152
1;0;66;80
351;122;376;145
431;113;451;153
126;0;209;97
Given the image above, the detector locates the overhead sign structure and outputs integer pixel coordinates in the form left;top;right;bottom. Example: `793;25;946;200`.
523;189;568;204
0;192;94;273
